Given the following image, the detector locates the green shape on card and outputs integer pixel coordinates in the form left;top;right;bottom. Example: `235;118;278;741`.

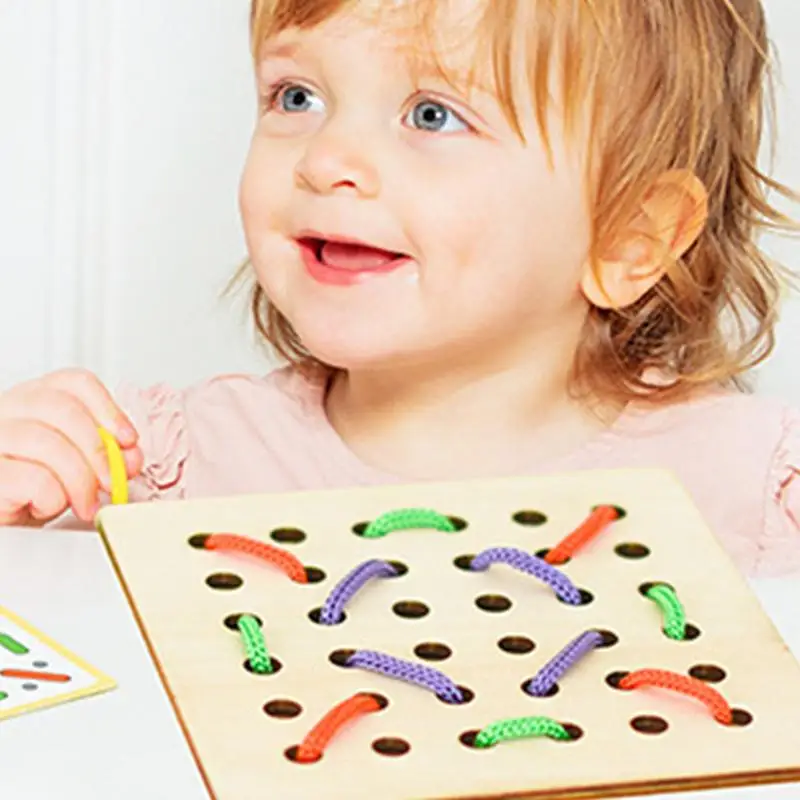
0;633;29;655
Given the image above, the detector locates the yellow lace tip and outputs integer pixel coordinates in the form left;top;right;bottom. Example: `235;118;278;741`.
98;427;129;505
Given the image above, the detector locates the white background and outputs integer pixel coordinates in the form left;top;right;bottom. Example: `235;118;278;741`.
1;0;799;401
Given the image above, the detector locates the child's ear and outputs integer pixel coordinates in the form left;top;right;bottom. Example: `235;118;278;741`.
580;169;709;309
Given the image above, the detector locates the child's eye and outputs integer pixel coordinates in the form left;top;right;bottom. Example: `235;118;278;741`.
264;82;324;115
405;100;470;134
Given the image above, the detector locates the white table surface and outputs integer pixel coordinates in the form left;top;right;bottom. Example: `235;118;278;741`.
0;525;798;800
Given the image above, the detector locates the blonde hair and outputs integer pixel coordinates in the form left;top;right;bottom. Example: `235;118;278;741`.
237;0;799;406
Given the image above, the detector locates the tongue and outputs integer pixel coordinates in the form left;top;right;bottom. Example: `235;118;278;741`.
319;241;399;270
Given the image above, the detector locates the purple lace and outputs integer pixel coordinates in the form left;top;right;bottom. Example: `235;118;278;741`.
318;559;399;625
345;649;464;703
469;547;582;604
524;630;604;696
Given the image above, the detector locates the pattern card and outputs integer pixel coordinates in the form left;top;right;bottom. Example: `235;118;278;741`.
0;605;115;721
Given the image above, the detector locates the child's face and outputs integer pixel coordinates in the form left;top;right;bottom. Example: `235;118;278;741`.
239;2;594;372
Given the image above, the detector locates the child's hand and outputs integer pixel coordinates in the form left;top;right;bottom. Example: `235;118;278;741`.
0;369;143;526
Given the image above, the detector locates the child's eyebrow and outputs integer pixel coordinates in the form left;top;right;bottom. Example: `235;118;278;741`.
259;39;301;62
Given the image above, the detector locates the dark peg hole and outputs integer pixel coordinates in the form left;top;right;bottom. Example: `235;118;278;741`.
639;581;674;596
263;699;302;719
605;670;630;689
594;629;619;648
593;504;627;520
448;516;468;531
284;745;319;764
688;664;726;683
270;527;306;544
476;594;512;613
459;729;482;748
372;737;411;757
498;635;536;655
304;567;326;583
329;649;356;667
414;642;452;661
205;572;243;590
453;554;474;571
224;613;262;631
523;679;559;698
352;522;369;537
535;548;570;565
558;589;594;606
512;510;548;526
682;623;702;640
727;708;753;727
392;600;429;619
562;724;584;741
631;715;669;734
365;692;390;710
244;656;282;674
388;560;409;577
436;686;474;706
188;533;210;549
615;542;650;559
308;607;347;625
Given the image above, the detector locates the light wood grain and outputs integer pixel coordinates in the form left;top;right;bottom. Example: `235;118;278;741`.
97;468;800;800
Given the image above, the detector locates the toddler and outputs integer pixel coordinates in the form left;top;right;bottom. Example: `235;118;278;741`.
1;0;799;579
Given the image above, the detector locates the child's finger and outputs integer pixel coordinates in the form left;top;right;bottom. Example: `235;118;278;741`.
0;458;69;525
0;420;99;522
39;368;138;447
0;387;118;493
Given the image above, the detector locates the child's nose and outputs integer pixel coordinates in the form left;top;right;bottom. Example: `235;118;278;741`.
293;126;381;198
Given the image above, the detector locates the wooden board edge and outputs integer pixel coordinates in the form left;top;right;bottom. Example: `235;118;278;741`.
447;767;800;800
95;520;218;800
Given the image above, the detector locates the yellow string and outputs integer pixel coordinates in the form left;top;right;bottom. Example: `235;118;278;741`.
98;427;128;505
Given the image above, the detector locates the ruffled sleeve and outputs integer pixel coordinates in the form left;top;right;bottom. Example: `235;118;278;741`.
759;404;800;577
115;382;191;503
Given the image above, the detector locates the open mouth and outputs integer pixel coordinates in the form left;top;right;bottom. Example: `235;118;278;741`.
298;237;409;273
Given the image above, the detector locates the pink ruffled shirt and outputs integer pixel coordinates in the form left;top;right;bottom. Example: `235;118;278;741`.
117;367;800;579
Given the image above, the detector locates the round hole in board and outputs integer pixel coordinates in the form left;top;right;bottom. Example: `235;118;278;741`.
372;737;411;757
638;581;676;596
631;715;669;734
682;624;702;640
535;547;570;565
688;664;726;683
522;679;559;698
453;554;474;571
594;629;620;647
32;660;48;668
387;560;410;577
304;567;326;584
593;504;628;519
187;533;210;549
244;656;282;675
605;670;629;689
512;510;548;526
557;589;594;606
393;600;430;619
224;613;263;631
329;649;356;667
284;745;319;764
22;683;37;691
498;635;536;654
448;516;469;531
413;642;452;661
308;607;347;625
727;709;753;727
475;594;512;613
352;522;369;537
263;699;303;719
615;542;650;559
206;572;243;590
435;685;474;706
270;527;306;544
